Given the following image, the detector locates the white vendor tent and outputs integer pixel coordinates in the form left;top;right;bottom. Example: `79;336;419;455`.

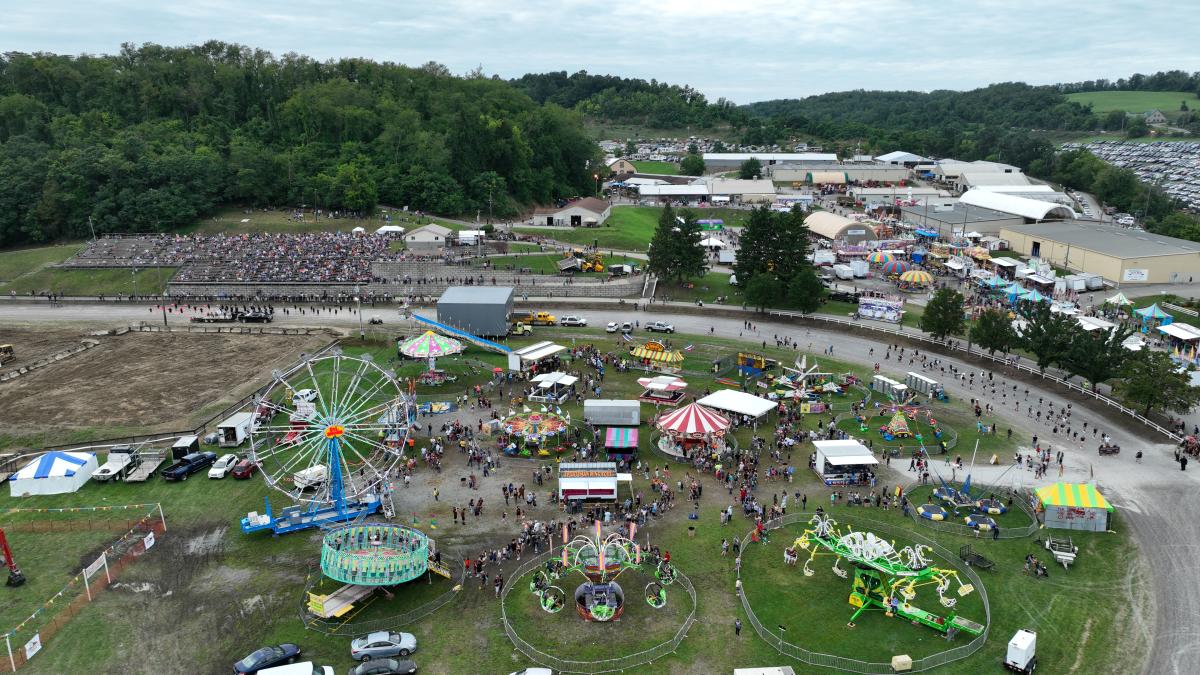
697;389;777;418
699;237;727;248
9;451;98;497
375;224;406;234
812;440;878;486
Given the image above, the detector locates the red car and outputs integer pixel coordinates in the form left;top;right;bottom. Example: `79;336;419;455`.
231;459;258;479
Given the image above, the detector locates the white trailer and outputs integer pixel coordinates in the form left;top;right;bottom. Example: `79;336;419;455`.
217;412;255;448
1004;629;1037;673
583;400;641;427
92;446;142;482
849;260;869;278
832;264;854;280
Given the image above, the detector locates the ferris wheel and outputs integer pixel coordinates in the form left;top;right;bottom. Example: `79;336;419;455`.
247;350;414;510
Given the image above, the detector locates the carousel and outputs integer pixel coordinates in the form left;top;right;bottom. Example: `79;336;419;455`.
499;408;572;457
398;331;465;385
654;401;731;459
630;340;685;374
638;375;688;406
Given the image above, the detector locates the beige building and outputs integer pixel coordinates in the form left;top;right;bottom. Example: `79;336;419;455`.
403;223;453;251
804;212;877;244
607;159;637;175
531;197;612;226
1000;221;1200;284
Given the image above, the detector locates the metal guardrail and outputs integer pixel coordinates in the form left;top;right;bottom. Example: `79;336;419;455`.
764;309;1183;444
1162;302;1199;318
737;512;991;673
499;549;698;674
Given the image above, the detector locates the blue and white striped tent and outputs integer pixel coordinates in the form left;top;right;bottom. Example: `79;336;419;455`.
9;451;98;496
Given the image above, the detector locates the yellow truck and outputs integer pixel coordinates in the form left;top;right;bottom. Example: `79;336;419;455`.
513;311;557;326
510;321;533;335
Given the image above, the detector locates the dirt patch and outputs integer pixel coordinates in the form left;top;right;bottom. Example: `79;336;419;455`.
0;326;91;367
0;331;328;437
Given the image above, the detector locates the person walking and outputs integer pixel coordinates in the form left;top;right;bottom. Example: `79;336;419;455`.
735;618;742;636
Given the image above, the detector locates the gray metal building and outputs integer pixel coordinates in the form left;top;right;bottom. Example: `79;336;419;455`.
436;286;514;337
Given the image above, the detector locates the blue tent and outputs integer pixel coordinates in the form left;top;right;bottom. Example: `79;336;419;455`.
1135;303;1174;328
1021;289;1050;303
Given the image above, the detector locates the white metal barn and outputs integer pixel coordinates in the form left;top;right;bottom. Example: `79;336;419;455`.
9;451;99;497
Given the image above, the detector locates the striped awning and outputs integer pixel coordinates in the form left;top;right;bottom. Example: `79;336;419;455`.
1035;482;1113;511
604;427;639;448
630;346;684;363
656;402;730;438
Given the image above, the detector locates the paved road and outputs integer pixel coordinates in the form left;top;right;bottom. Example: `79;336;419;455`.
3;299;1197;674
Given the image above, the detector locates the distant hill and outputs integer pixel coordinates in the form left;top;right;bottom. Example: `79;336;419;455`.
1066;91;1194;118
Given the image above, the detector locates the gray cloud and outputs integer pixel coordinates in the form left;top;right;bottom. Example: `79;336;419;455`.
1;0;1196;102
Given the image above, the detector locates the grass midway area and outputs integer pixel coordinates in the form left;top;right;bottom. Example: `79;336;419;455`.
515;206;752;252
0;266;176;297
630;160;679;175
1066;90;1195;117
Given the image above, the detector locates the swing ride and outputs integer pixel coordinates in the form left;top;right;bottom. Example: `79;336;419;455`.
790;514;984;637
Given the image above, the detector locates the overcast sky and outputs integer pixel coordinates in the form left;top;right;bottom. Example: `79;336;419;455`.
3;0;1198;103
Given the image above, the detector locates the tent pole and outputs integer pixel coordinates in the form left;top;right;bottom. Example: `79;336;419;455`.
6;634;15;672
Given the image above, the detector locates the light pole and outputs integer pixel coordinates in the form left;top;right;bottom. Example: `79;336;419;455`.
355;285;365;340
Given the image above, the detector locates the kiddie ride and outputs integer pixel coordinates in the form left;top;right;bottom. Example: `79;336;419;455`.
791;515;984;638
528;520;677;622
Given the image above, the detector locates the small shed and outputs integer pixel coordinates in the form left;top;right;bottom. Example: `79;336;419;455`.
9;451;98;497
583;400;641;426
1035;482;1113;532
811;439;878;486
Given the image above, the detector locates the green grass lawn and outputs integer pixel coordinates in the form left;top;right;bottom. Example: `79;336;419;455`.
469;252;642;276
655;271;739;304
0;244;85;282
0;266;176;297
1066;90;1195;117
189;207;467;235
630;160;679;175
515;206;751;252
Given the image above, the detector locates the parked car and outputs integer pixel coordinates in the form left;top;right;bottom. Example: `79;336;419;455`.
161;451;217;481
257;663;332;675
620;321;634;333
349;659;418;675
231;458;258;480
350;631;417;661
605;322;619;333
209;453;240;479
233;644;302;674
559;315;587;327
644;321;674;333
203;432;220;445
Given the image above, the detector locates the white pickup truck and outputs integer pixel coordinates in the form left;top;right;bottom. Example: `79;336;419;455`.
92;446;142;482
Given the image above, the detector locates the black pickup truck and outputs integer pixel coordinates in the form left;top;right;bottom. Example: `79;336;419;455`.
161;451;217;481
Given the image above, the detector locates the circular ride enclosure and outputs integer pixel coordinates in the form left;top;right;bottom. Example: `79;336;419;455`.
321;523;430;585
500;551;698;674
738;514;990;673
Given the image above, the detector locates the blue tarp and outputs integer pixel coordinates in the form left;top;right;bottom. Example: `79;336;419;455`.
915;229;939;238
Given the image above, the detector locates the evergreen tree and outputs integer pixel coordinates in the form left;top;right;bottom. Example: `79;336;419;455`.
919;288;966;341
646;204;678;280
672;210;708;282
739;157;763;179
744;275;784;311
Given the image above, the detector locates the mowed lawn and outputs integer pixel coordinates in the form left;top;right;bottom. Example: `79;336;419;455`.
515;206;752;252
1;266;177;297
631;160;679;175
0;244;85;282
188;207;467;235
1066;90;1195;117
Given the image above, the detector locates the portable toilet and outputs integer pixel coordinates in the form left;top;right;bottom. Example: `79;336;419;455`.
1004;629;1037;673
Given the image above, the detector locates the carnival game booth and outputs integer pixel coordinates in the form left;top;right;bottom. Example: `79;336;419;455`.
1134;304;1173;333
583;400;642;462
629;340;684;374
811;439;878;486
1035;482;1113;532
508;341;566;373
655;402;731;459
558;462;620;504
696;389;778;425
1158;322;1200;365
637;375;688;406
9;451;98;497
529;372;578;404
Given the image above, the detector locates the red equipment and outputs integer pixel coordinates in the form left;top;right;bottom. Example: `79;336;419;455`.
1;527;26;587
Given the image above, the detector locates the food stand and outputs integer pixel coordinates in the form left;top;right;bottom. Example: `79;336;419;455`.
812;439;878;486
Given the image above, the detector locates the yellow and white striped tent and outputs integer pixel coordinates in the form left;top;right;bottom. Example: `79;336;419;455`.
1035;482;1113;532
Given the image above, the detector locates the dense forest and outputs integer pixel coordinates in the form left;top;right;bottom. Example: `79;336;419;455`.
0;42;602;247
510;71;747;129
1055;70;1200;94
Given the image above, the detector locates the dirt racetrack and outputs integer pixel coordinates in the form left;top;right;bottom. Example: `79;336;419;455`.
0;331;329;443
0;326;93;367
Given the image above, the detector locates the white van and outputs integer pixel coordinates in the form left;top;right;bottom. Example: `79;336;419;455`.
292;389;318;406
259;663;334;675
294;465;328;490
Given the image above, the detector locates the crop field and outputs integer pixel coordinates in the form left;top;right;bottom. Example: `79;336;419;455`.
1066;90;1195;116
630;160;679;175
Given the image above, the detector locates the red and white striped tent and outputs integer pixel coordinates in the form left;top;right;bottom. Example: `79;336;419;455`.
655;402;730;440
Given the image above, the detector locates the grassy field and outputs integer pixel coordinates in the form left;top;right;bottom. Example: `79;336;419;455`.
189;207;467;235
655;271;739;304
630;160;679;175
0;329;1147;674
0;244;85;282
0;266;176;297
514;206;751;252
583;121;740;142
467;252;643;276
1066;90;1195;117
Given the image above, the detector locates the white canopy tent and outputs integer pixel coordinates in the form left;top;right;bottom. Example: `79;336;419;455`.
699;237;727;248
1158;323;1200;341
697;389;777;418
507;341;566;371
812;440;878;486
9;451;98;497
375;225;406;235
1077;316;1117;333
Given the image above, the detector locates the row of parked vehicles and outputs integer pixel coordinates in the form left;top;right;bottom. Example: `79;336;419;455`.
232;634;553;674
162;450;257;481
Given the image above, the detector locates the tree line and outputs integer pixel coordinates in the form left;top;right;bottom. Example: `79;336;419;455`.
0;43;602;247
1055;70;1200;95
918;288;1200;417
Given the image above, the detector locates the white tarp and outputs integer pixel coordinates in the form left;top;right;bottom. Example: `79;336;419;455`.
375;225;406;234
699;237;727;248
1159;323;1200;341
697;389;777;418
10;451;98;497
532;372;579;388
813;439;878;468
